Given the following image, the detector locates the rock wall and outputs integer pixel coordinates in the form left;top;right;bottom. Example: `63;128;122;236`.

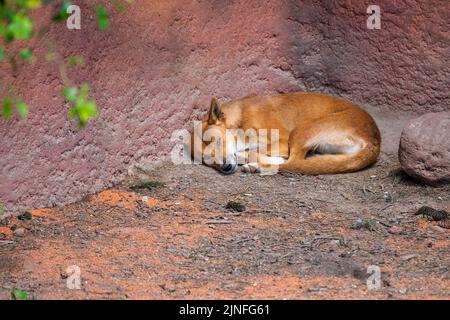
1;0;449;213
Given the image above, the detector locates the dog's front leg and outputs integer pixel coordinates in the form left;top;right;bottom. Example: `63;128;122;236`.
241;153;288;175
242;162;261;173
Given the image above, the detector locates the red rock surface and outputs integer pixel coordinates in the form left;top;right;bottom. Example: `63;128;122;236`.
0;0;449;213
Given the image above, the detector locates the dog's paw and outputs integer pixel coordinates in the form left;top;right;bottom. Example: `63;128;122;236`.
242;163;260;173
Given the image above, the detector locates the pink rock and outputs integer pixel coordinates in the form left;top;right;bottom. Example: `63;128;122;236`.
399;112;450;186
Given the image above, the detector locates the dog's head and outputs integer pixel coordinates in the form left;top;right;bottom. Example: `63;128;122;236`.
188;98;238;174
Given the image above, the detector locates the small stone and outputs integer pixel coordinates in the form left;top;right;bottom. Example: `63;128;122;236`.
431;225;446;233
401;254;418;261
225;201;245;212
307;287;327;293
388;225;402;234
415;206;448;221
398;288;407;294
351;219;364;229
13;228;26;237
352;219;378;231
159;284;176;292
18;211;32;221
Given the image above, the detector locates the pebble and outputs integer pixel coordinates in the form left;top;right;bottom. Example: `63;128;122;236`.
401;254;418;261
225;201;246;212
388;225;402;234
18;211;32;221
160;284;176;292
431;225;446;233
13;228;26;237
307;287;327;293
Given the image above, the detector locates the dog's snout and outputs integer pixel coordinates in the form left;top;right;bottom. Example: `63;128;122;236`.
221;163;236;174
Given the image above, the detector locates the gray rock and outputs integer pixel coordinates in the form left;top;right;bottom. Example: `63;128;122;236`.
399;112;450;185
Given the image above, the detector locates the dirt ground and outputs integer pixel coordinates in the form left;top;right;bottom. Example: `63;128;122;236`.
0;114;449;300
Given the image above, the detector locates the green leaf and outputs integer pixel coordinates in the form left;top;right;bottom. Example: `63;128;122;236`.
63;87;78;102
3;8;17;22
19;48;33;61
16;102;29;117
0;23;6;39
78;100;97;121
2;98;13;118
17;0;42;9
69;99;97;127
79;83;90;99
96;6;109;31
26;0;42;9
7;15;34;40
0;48;5;61
64;84;98;127
53;2;72;21
11;289;29;300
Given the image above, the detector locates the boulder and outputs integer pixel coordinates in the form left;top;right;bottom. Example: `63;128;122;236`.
398;112;450;185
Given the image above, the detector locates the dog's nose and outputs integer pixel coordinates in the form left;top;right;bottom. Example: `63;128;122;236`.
221;163;236;174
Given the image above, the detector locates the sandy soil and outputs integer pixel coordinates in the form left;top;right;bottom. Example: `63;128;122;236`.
0;114;449;300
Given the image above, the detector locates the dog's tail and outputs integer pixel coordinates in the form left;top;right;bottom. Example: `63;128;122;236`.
279;142;380;175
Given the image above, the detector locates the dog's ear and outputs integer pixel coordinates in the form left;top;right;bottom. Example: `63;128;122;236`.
208;97;223;124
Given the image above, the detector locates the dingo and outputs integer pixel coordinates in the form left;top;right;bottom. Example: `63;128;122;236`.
189;92;381;175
